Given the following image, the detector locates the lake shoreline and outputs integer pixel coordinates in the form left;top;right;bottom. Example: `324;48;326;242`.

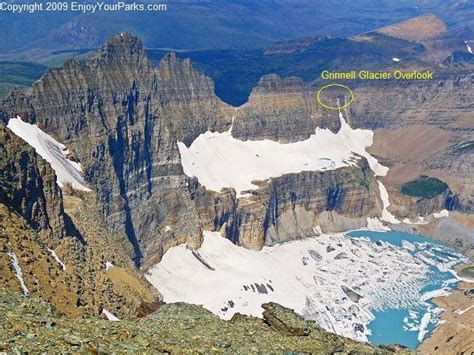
418;264;474;353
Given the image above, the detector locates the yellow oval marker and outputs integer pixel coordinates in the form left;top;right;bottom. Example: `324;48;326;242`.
316;83;354;110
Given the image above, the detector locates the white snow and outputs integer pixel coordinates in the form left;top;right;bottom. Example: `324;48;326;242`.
48;248;66;271
454;305;473;315
420;288;451;302
366;217;390;231
401;240;416;252
377;181;400;224
146;230;439;342
414;216;429;225
465;40;473;54
178;111;385;197
7;251;29;295
433;209;449;219
417;312;431;341
105;261;114;270
392;57;401;62
313;225;323;236
164;225;172;232
179;111;399;225
102;308;119;321
7;116;91;191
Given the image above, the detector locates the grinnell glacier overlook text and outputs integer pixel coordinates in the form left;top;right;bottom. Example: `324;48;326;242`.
0;2;168;14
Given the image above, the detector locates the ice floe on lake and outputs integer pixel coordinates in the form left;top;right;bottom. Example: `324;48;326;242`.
146;230;467;343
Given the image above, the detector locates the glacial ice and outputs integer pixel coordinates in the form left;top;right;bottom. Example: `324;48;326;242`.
145;230;462;342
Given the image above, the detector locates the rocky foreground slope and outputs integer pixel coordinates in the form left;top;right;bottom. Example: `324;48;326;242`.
0;289;410;354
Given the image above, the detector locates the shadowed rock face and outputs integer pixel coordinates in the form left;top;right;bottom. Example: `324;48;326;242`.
0;125;65;244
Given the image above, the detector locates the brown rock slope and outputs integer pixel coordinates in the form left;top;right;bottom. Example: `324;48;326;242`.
0;123;158;319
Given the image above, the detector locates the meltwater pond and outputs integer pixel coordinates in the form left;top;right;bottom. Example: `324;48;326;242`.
347;230;467;349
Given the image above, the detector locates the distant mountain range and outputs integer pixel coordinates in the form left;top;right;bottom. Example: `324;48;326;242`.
0;0;473;53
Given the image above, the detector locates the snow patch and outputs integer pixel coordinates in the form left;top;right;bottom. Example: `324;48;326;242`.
366;217;390;231
392;57;401;62
377;181;400;224
454;305;473;315
433;209;449;219
105;261;114;270
164;225;172;232
8;251;29;295
465;40;473;54
102;308;119;321
48;248;66;271
420;288;451;302
7;117;91;191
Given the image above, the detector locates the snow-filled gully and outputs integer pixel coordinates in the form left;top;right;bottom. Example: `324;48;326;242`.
7;116;91;191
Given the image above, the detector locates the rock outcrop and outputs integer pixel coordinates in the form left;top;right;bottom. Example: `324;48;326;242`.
232;74;340;143
0;288;409;354
0;125;64;244
1;101;159;318
194;159;381;249
2;34;233;266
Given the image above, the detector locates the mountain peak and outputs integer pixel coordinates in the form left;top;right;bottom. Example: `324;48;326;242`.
92;32;147;67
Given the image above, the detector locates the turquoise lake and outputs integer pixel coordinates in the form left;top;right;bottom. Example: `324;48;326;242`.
346;230;466;350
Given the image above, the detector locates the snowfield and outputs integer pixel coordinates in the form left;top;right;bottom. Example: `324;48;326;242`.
178;112;387;197
146;230;445;342
179;111;398;225
7;117;91;191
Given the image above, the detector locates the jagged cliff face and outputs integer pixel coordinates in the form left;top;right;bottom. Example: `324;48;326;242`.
0;121;158;318
2;33;470;272
2;34;233;266
0;125;64;243
2;33;382;268
232;75;341;142
194;159;381;249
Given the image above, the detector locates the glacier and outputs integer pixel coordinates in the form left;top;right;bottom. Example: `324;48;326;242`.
144;230;467;342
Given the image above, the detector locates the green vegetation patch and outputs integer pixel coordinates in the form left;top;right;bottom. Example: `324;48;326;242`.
458;266;474;279
401;175;448;199
0;61;47;99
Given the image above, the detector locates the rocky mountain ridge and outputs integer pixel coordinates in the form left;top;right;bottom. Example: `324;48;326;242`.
1;32;472;272
2;33;383;269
